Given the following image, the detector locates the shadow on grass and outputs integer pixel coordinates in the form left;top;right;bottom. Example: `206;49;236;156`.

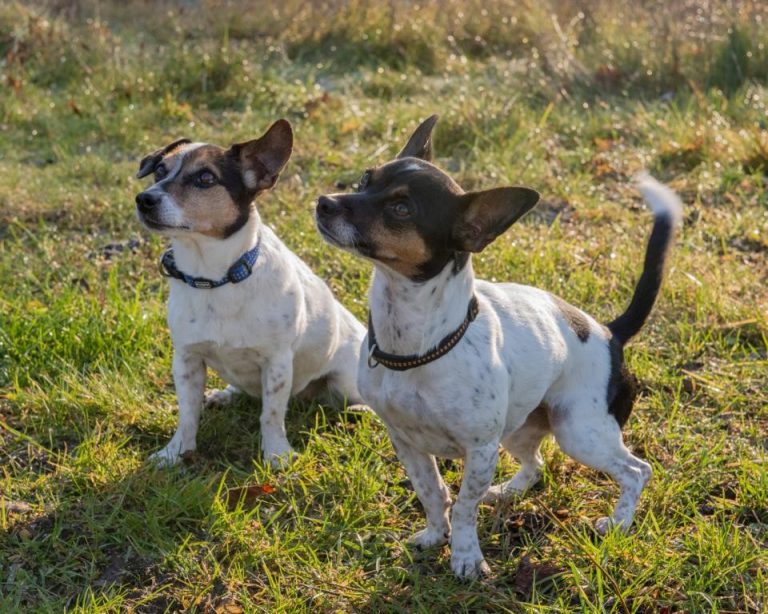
1;391;361;611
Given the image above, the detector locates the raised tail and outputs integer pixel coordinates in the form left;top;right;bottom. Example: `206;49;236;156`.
607;172;683;346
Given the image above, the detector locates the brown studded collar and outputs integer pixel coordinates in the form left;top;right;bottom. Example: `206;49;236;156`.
367;295;480;371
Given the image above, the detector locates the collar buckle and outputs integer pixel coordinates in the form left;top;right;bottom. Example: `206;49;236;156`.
367;344;380;369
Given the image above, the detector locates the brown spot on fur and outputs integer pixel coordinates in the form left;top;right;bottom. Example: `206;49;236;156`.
552;294;590;342
526;403;552;430
369;218;431;278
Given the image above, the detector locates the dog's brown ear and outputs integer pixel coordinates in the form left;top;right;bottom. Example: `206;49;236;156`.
452;187;539;252
229;119;293;191
397;114;438;161
136;138;191;179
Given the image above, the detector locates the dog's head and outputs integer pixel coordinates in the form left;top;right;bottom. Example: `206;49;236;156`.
134;120;293;239
315;115;539;281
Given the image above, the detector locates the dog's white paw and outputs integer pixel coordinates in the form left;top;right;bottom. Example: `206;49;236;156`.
481;481;529;504
204;386;238;408
481;485;503;504
483;468;542;504
595;516;629;535
451;548;490;580
262;439;297;469
408;526;450;550
148;440;191;468
595;517;612;535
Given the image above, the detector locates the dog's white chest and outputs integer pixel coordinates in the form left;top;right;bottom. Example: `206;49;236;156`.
167;286;282;396
361;370;477;458
200;343;264;393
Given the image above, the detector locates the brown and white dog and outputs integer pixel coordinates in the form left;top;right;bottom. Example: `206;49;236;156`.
315;115;682;578
135;120;365;467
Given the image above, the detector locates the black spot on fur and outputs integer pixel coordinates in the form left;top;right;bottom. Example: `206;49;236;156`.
552;294;590;342
451;251;470;276
606;336;638;428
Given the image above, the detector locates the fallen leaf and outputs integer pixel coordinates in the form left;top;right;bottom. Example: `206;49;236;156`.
514;555;563;599
225;484;277;510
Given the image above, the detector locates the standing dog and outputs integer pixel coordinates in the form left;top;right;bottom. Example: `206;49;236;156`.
135;120;365;467
315;115;682;578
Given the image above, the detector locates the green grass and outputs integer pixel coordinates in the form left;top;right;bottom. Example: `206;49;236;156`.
1;1;767;611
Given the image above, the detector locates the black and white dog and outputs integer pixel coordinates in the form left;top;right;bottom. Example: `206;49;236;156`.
135;120;365;468
315;115;682;578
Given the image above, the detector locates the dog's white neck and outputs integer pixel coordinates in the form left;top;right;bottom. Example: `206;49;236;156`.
369;257;475;356
170;210;260;279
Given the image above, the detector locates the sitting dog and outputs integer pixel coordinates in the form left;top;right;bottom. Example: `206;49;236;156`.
315;115;682;578
135;119;365;467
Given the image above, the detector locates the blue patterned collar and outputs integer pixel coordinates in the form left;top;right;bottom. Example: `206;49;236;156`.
159;237;262;289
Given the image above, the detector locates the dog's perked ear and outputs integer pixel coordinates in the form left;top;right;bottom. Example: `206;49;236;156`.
229;119;293;192
452;186;540;252
136;138;191;179
397;114;438;161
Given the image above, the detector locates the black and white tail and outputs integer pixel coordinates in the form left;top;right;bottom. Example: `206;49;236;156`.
607;172;683;346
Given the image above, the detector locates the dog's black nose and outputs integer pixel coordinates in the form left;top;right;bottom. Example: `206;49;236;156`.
136;191;160;213
317;195;344;218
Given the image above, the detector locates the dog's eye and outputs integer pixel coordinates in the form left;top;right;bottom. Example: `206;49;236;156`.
154;165;168;181
389;202;412;218
195;170;217;188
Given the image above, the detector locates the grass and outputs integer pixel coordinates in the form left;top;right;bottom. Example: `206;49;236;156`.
1;0;767;611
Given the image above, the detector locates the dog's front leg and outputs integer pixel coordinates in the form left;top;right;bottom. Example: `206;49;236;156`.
260;352;296;467
390;433;452;549
450;443;498;579
150;351;206;467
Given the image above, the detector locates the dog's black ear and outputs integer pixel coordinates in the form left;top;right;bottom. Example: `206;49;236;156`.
397;114;438;161
452;186;539;252
229;119;293;191
136;138;191;179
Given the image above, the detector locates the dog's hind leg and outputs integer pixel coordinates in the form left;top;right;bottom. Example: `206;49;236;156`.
328;368;367;409
549;400;651;534
483;406;549;503
389;433;452;550
326;335;366;407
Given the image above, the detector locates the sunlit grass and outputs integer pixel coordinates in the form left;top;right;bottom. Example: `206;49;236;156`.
1;1;766;612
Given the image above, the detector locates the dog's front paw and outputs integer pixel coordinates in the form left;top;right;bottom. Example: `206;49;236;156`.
451;548;490;580
261;438;297;469
408;526;450;550
204;386;239;408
